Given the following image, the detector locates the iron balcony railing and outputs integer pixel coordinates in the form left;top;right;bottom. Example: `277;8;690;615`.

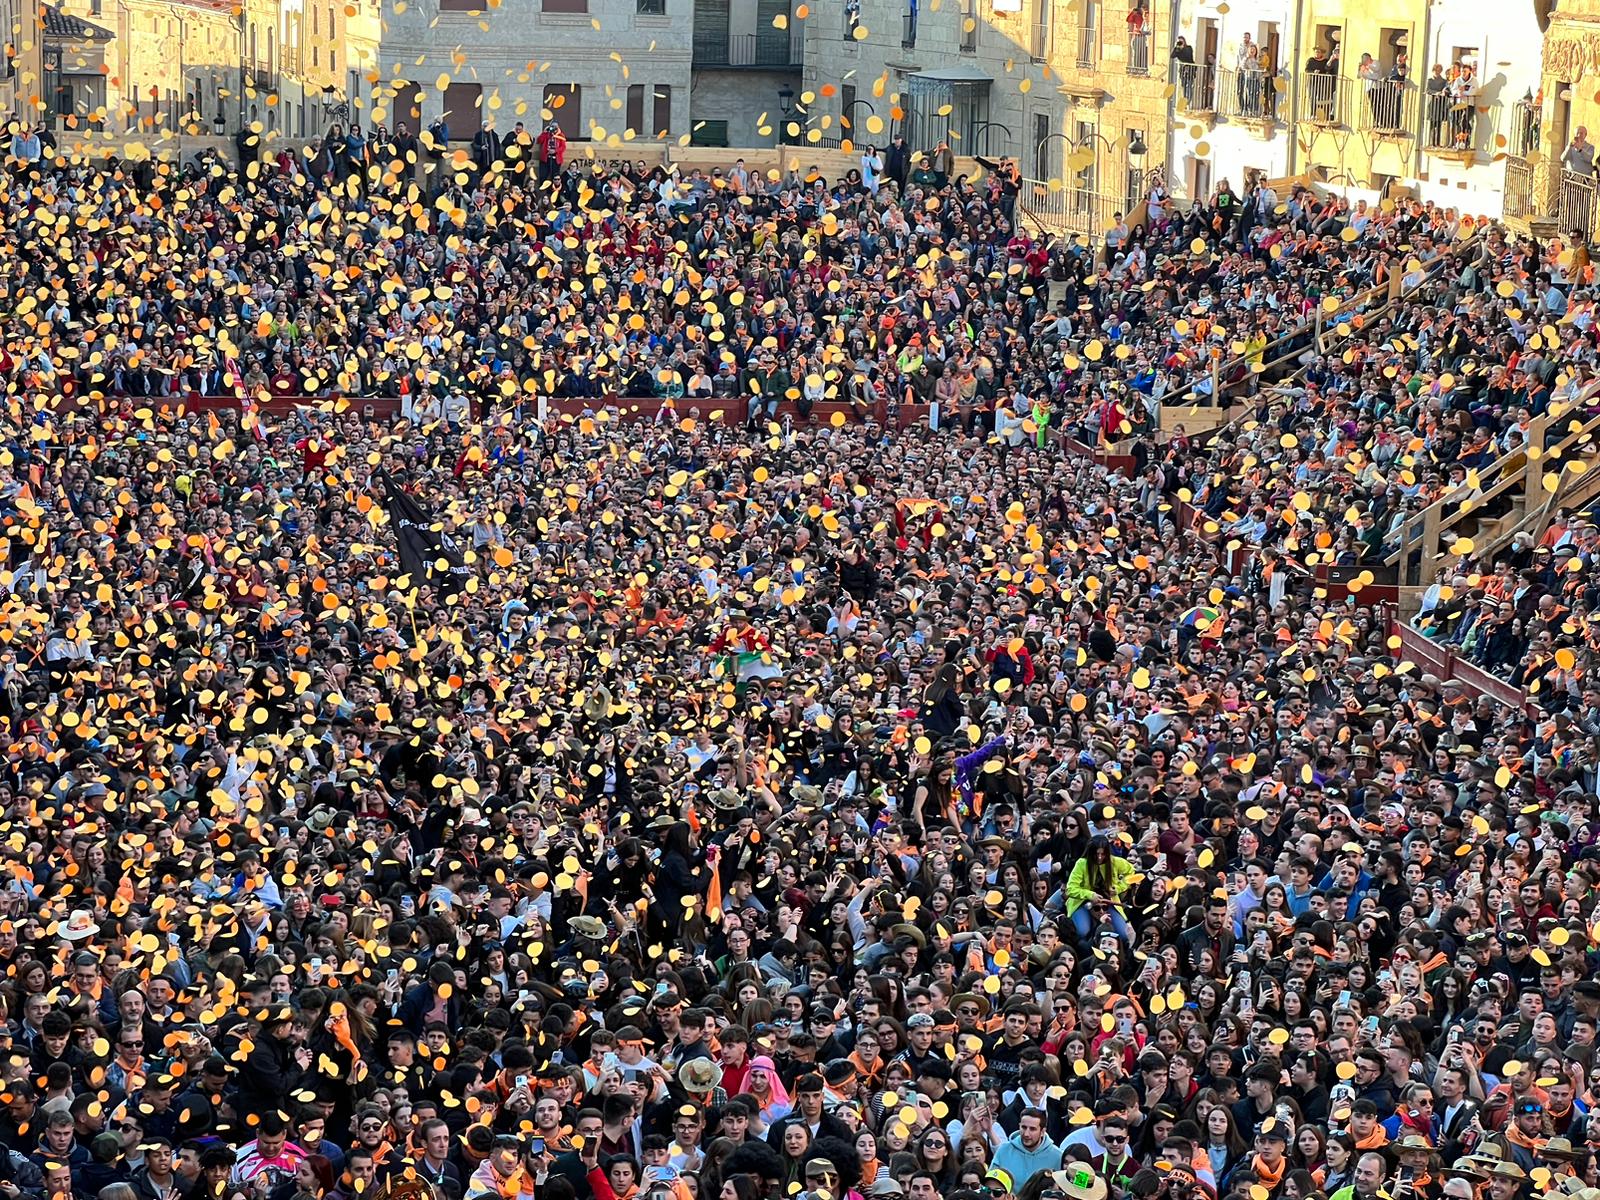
1217;66;1279;120
1559;169;1599;241
1510;97;1539;157
1128;31;1149;75
696;29;804;67
1504;156;1534;222
1299;71;1350;127
1174;62;1216;113
1076;21;1097;67
1357;76;1417;137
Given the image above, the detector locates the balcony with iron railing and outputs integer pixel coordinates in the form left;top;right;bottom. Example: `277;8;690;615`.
1559;169;1598;240
1076;22;1097;68
1298;71;1350;128
1504;156;1536;222
1128;31;1149;75
1509;97;1539;158
1216;66;1279;121
1174;62;1216;114
244;59;275;91
1021;180;1121;240
1420;87;1480;155
694;28;804;67
1356;76;1417;138
1030;20;1049;59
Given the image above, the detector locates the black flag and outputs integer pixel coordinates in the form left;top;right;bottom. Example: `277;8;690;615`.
378;470;466;595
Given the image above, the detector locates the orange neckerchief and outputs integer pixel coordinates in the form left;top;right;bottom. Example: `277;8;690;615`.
1504;1124;1546;1152
1250;1155;1287;1191
1355;1127;1390;1151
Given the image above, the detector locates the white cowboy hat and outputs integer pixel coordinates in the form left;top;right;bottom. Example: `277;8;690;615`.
59;910;99;941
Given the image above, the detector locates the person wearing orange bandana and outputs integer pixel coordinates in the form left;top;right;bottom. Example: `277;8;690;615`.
1221;1123;1291;1198
1350;1101;1391;1152
1499;1096;1548;1172
465;1136;538;1200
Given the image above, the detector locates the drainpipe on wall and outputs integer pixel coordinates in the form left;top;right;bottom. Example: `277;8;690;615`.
1286;0;1303;174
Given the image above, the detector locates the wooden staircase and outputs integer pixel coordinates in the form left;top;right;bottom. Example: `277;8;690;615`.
1385;391;1600;613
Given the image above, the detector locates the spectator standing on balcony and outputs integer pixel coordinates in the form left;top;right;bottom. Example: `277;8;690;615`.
1426;65;1449;146
1359;54;1384;127
1234;33;1255;113
1563;126;1595;177
1449;61;1475;148
473;124;501;178
1305;45;1335;122
1386;50;1410;131
1241;42;1264;117
1127;2;1147;71
1171;37;1197;106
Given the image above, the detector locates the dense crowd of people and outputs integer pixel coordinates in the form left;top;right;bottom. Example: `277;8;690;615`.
0;118;1596;1200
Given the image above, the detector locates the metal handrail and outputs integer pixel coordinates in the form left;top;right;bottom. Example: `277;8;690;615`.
1356;76;1417;136
1385;385;1600;580
1299;71;1350;127
1166;248;1454;420
1174;63;1216;114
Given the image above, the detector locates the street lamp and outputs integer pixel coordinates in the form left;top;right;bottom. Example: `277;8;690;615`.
777;83;794;146
843;96;875;142
971;119;1012;157
44;45;60;128
1035;129;1073;176
1036;129;1145;176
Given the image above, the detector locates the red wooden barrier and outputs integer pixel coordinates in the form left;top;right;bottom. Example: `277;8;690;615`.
140;393;940;430
1389;614;1531;711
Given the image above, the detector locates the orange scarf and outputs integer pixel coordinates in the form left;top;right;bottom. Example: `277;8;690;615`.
1355;1127;1390;1151
1504;1124;1545;1152
849;1052;883;1087
1251;1154;1287;1192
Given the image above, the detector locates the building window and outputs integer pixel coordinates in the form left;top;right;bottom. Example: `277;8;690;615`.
653;84;670;135
395;83;422;128
1077;0;1098;68
959;0;975;51
693;119;728;145
542;0;586;12
1074;119;1097;191
638;0;665;12
1031;111;1049;178
543;83;581;137
440;0;480;12
442;81;483;134
626;84;644;134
